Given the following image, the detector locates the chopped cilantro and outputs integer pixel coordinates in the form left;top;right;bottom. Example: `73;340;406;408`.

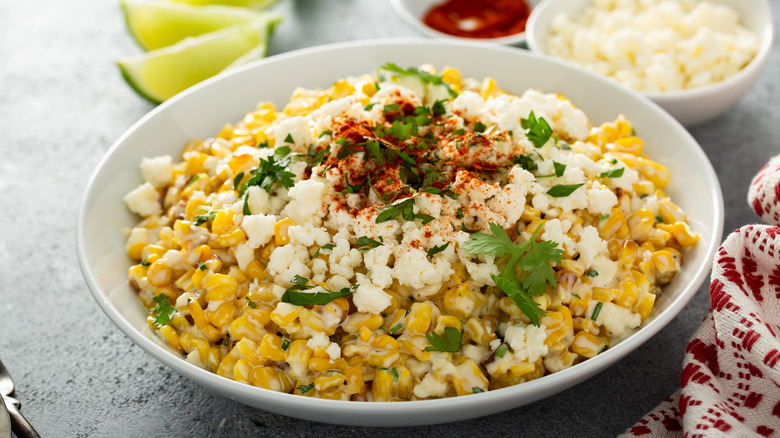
150;294;176;326
284;133;294;144
425;326;462;352
463;223;562;326
427;243;450;257
281;275;356;306
600;167;625;178
546;183;584;198
297;383;315;394
521;111;553;148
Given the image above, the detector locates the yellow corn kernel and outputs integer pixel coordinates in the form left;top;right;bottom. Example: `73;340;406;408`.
158;325;181;350
314;373;346;394
443;283;485;320
600;207;629;240
251;366;294;392
435;315;462;332
499;296;523;318
615;279;639;309
270;303;301;327
128;264;147;289
633;180;655;198
532;294;550;311
146;260;172;287
286;339;312;364
233;337;263;365
613;136;643;155
369;334;400;351
406;302;434;335
657;198;687;224
440;67;462;90
342;313;384;334
571;331;606;358
207;301;237;328
228;315;264;342
453;360;489;396
127;241;147;261
560;259;585;278
211;228;247;248
258;333;287;362
637;158;670;189
651;249;680;284
634;290;656;321
573;317;599;335
205;273;239;302
358;326;374;343
592;287;619;302
216;348;240;379
366;349;400;369
233;358;253;384
398;334;433;362
520;205;541;222
187;300;208;329
274;218;295;246
345;366;363;395
620;240;638;271
568;287;591;317
657;222;699;247
244;259;269;282
371;368;393;402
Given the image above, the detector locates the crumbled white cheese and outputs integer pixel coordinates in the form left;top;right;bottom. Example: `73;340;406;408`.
123;182;162;216
140;155;174;188
241;213;276;249
504;322;549;363
352;273;392;314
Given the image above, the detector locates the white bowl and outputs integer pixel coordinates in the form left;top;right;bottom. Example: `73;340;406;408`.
526;0;774;127
390;0;541;46
77;39;723;427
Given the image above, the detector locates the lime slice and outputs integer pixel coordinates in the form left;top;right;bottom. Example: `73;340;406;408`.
117;15;281;103
121;0;269;50
166;0;279;10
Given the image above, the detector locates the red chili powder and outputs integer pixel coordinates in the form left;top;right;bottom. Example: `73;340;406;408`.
423;0;531;39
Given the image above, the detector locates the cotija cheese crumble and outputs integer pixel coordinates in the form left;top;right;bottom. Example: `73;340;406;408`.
123;63;698;400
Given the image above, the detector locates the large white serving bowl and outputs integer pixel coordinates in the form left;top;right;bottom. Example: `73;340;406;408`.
77;39;724;427
526;0;774;127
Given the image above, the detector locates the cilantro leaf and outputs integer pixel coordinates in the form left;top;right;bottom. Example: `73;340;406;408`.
546;183;585;197
513;154;538;172
380;62;458;98
355;236;383;249
424;326;462;352
521;111;553;148
281;278;356;306
600;167;625;178
518;239;563;296
427;242;449;257
240;148;296;194
297;383;315;394
151;294;176;326
553;161;566;177
463;223;560;326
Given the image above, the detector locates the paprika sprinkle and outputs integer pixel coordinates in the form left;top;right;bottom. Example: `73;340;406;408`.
422;0;531;39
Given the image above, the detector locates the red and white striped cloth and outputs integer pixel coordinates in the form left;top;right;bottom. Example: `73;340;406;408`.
621;155;780;437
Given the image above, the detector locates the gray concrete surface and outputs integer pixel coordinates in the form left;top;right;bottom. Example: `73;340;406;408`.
0;0;777;436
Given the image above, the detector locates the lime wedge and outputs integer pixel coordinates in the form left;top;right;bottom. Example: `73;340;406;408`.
166;0;279;10
117;15;281;103
121;0;269;50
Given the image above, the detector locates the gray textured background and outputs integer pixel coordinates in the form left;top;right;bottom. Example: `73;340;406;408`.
1;0;778;436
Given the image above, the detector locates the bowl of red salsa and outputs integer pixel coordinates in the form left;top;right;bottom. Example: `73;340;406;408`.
390;0;539;45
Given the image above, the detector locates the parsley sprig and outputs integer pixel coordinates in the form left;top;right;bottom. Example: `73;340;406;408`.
281;275;357;306
375;197;434;224
463;223;563;326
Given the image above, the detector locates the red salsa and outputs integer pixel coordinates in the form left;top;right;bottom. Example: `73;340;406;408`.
422;0;531;39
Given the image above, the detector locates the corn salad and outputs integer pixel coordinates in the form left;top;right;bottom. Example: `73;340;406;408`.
122;64;698;401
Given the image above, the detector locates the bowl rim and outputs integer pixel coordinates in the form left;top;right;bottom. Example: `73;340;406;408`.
389;0;529;45
525;0;775;99
77;38;724;426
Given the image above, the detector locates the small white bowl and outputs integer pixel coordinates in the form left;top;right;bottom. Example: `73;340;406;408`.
390;0;541;46
526;0;774;127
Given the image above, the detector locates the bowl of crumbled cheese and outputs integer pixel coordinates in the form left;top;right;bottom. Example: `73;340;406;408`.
526;0;774;126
